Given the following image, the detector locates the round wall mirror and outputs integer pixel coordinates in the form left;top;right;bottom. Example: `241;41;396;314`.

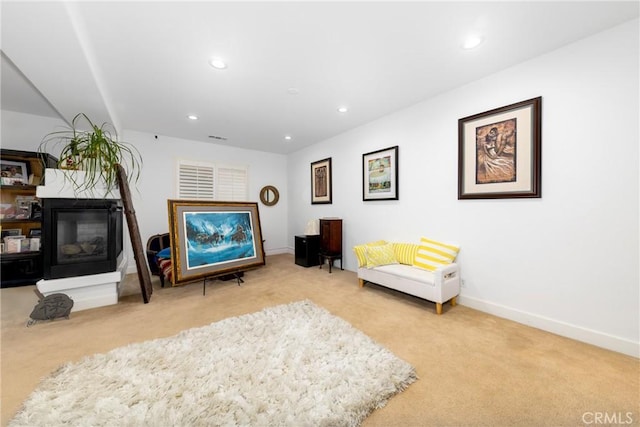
260;185;280;206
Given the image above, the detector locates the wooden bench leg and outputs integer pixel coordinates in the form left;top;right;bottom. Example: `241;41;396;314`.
451;296;457;307
436;303;443;315
359;278;365;288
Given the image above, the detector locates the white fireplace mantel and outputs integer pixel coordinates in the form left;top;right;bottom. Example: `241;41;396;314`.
36;168;120;200
36;168;128;312
37;255;128;312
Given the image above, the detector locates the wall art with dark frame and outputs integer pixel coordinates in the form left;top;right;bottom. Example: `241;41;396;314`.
362;145;399;201
310;157;332;204
167;200;265;285
458;97;542;199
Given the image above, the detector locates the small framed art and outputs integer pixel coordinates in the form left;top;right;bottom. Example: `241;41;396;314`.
458;97;542;199
1;228;22;239
311;158;332;204
363;146;398;201
0;160;29;184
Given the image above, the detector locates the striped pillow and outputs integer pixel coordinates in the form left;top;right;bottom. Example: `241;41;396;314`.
392;243;419;265
353;240;388;268
413;237;460;271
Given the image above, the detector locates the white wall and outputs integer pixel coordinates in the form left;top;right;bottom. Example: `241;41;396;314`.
287;19;639;357
0;112;290;273
1;110;66;151
122;130;289;258
2;20;637;357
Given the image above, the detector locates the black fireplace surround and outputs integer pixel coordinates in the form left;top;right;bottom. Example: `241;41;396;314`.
43;198;123;280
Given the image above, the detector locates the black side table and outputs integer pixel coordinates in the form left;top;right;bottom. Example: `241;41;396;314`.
295;235;320;267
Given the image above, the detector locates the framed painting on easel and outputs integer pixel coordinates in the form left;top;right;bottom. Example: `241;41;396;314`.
167;200;265;285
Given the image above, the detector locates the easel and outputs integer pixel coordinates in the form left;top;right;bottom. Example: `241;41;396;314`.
203;271;245;296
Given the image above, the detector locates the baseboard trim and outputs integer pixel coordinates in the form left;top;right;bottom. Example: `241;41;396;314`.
265;247;291;256
458;295;639;358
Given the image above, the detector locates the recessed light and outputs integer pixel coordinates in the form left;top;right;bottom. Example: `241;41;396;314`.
209;57;227;69
287;88;300;95
337;106;348;113
284;135;292;140
187;115;198;120
462;35;483;50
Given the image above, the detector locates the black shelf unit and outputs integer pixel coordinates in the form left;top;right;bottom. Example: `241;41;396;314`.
0;251;42;288
1;149;57;288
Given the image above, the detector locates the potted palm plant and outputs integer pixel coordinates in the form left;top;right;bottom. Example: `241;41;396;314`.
40;113;142;194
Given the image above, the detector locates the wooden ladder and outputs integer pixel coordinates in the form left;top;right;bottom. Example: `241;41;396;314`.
116;164;153;303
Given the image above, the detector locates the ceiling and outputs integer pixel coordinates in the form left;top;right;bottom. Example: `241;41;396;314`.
1;1;638;154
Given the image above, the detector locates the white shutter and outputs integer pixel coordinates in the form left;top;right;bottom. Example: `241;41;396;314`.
177;160;248;201
177;160;214;199
217;165;248;201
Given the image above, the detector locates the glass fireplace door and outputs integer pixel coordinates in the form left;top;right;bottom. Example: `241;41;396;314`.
56;210;109;265
43;199;123;280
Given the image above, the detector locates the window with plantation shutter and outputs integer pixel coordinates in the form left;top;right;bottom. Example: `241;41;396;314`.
177;161;215;199
177;160;247;201
217;165;248;201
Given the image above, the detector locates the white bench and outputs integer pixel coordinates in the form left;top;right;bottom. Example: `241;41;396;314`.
354;241;460;314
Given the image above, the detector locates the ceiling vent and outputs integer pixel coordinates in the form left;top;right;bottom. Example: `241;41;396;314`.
208;135;228;141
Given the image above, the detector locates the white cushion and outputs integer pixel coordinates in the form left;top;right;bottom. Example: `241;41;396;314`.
369;264;435;285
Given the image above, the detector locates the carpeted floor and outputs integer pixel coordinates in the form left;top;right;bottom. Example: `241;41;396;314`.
1;253;638;426
9;300;416;426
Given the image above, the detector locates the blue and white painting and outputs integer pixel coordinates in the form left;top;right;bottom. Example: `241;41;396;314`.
182;211;256;270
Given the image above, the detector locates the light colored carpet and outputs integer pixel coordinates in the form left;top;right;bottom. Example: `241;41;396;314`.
9;300;416;427
2;254;638;426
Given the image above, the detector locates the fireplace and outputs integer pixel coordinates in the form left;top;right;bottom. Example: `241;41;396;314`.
43;198;123;280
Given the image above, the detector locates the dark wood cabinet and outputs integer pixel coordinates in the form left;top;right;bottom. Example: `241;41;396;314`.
319;218;342;272
295;235;320;267
1;149;57;288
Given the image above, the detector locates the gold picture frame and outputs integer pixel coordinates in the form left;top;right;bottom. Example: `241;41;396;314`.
167;200;265;285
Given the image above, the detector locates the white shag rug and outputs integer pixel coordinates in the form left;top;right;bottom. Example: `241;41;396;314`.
10;300;417;427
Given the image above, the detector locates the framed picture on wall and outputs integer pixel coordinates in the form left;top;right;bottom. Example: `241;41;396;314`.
362;146;398;201
458;97;542;199
311;157;332;204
